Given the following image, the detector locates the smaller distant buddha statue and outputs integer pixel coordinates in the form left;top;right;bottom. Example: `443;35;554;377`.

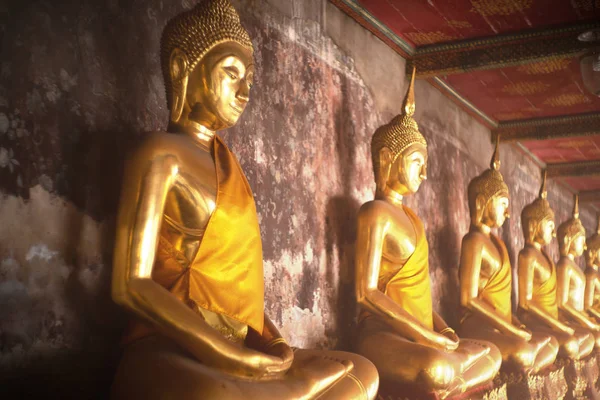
517;171;594;361
556;195;600;348
585;217;600;322
458;137;558;374
110;1;379;399
354;68;502;399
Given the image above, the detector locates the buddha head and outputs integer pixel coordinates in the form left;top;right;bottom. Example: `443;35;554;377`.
161;0;254;132
371;68;428;197
521;170;556;246
586;216;600;268
557;195;586;258
467;136;510;229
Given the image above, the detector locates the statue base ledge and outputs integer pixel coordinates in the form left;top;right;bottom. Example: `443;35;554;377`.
376;380;506;400
500;363;567;400
561;352;600;400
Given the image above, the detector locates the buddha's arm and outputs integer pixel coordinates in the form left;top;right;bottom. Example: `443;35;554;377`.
517;253;574;335
431;311;459;341
584;273;595;310
459;236;530;339
246;315;293;369
112;149;285;379
586;277;600;320
355;206;458;351
557;264;600;330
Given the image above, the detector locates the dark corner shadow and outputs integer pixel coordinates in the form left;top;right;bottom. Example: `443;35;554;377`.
324;77;362;351
432;163;462;328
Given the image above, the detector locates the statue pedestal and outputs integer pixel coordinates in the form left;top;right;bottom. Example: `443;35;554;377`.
376;380;507;400
500;365;567;400
562;353;600;400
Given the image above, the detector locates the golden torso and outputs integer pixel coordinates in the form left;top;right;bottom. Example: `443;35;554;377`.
126;132;249;343
472;232;504;294
374;200;416;289
558;257;586;311
520;245;558;318
586;266;600;313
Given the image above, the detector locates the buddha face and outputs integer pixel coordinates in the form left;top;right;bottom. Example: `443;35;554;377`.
386;143;428;195
536;217;556;246
572;234;586;257
171;42;254;131
483;195;510;228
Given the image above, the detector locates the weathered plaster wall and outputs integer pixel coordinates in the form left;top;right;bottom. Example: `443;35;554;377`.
0;0;595;397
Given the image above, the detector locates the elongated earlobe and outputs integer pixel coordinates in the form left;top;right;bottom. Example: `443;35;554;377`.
169;48;189;124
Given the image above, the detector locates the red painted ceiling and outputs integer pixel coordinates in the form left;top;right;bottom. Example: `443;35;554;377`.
563;176;600;192
523;135;600;164
358;0;600;46
337;0;600;205
443;57;600;121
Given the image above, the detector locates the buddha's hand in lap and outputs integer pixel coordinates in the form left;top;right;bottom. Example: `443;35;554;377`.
237;346;293;381
286;354;353;393
264;341;294;371
418;331;459;352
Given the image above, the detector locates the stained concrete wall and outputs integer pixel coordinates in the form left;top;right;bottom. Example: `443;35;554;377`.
0;0;595;397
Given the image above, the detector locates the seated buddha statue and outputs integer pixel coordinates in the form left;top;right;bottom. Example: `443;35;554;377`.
110;1;379;398
517;171;594;361
556;195;600;347
585;217;600;322
458;137;558;374
354;68;502;399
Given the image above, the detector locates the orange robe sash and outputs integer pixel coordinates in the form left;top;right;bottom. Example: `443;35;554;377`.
123;135;265;343
479;234;513;322
187;135;265;334
533;250;559;320
384;206;434;330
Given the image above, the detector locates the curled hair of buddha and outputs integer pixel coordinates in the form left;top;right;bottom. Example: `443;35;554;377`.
371;67;427;190
467;135;510;225
160;0;254;110
557;194;585;256
586;215;600;266
521;170;555;243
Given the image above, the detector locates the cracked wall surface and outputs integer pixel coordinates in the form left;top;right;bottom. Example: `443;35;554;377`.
0;0;595;397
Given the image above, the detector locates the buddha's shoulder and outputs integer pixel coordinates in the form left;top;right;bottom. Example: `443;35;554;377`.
131;131;198;160
358;200;410;221
585;267;598;277
462;230;489;244
518;245;538;260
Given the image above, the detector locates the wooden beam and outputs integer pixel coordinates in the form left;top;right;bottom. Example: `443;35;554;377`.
546;161;600;178
328;0;413;58
492;112;600;142
409;21;600;78
580;190;600;204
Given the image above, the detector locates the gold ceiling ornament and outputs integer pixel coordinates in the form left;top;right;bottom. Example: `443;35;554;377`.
555;139;594;149
447;20;473;29
572;0;599;12
470;0;533;16
405;31;455;45
501;81;550;96
544;93;592;107
516;57;572;75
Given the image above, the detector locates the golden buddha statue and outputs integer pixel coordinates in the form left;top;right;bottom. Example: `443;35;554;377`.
517;171;594;361
458;137;558;374
110;1;378;398
585;216;600;321
354;68;502;399
557;195;600;348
